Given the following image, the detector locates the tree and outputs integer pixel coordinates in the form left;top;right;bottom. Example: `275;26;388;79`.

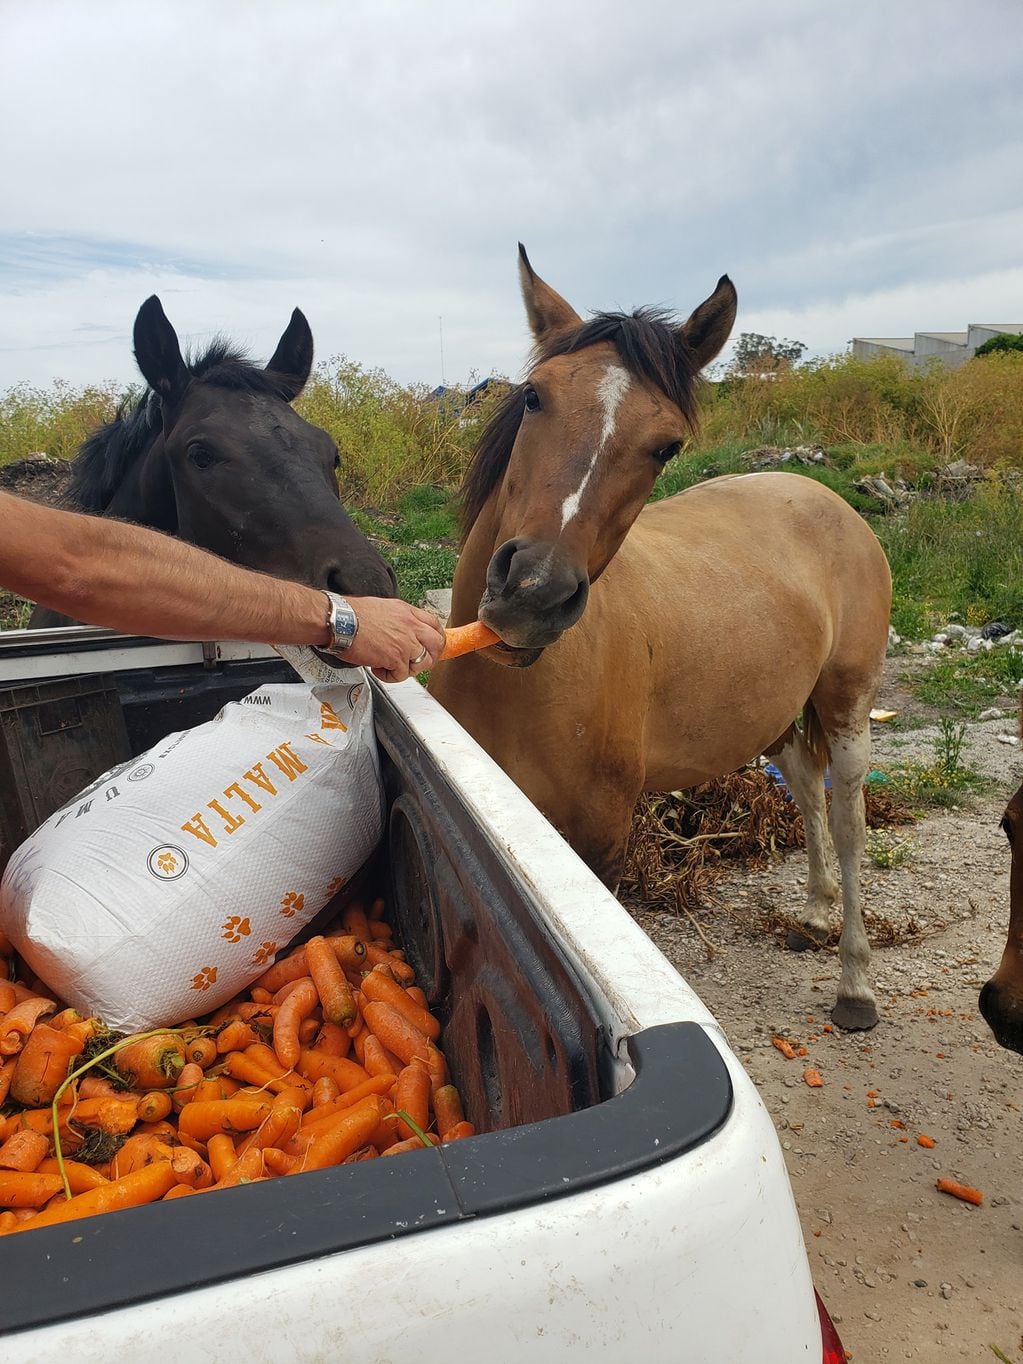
974;333;1023;357
730;332;807;376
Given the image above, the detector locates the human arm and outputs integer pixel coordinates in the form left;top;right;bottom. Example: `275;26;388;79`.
0;491;444;681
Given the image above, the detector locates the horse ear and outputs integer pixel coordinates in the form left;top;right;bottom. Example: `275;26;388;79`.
266;308;314;401
518;243;582;343
678;275;738;370
133;296;190;404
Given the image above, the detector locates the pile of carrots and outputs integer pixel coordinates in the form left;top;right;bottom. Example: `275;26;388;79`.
0;899;473;1236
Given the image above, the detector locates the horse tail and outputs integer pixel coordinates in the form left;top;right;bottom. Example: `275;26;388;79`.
801;698;831;772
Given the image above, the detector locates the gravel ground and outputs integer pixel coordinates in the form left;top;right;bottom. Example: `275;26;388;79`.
624;657;1023;1361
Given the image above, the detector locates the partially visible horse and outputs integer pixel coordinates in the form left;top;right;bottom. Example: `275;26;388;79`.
979;751;1023;1054
429;246;892;1030
30;296;395;627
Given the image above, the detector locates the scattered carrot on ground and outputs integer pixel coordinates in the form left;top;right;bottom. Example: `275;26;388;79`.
0;894;471;1237
935;1177;983;1206
803;1068;824;1088
917;1134;936;1149
771;1037;796;1059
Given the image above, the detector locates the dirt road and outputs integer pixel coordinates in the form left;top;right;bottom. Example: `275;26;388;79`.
628;666;1023;1361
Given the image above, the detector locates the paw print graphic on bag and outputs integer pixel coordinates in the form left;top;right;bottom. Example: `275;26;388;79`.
190;965;219;992
279;891;305;919
251;940;277;968
221;915;251;943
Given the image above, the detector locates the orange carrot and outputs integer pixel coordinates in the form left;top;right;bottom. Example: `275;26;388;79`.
406;986;429;1010
9;1023;83;1106
394;1064;431;1140
177;1100;273;1144
382;1135;440;1156
250;987;274;1006
341;902;371;941
0;983;15;1015
362;1002;435;1069
299;1076;397;1133
193;1075;242;1104
312;1076;341;1107
313;1022;350;1058
0;997;56;1055
362;1035;399;1079
361;969;441;1042
170;1147;213;1189
171;1062;205;1112
935;1177;983;1206
186;1036;219;1069
363;945;414;983
36;1159;110;1195
262;1147;300;1176
305;935;357;1027
917;1134;936;1149
433;1084;465;1136
299;1096;386;1171
297;1048;371;1093
216;1021;261;1054
441;1121;476;1142
114;1033;187;1089
77;1076;124;1100
772;1037;797;1060
368;921;393;942
111;1135;175;1179
0;1130;49;1173
440;621;500;660
237;1100;302;1156
210;1148;264;1189
0;1211;17;1234
11;1161;177;1231
0;1059;14;1107
803;1068;824;1088
205;1133;238;1182
137;1091;173;1124
273;979;319;1069
0;1171;64;1208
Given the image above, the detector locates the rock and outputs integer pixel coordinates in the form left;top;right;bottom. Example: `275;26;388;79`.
996;734;1020;747
944;624;967;640
978;708;1004;722
940;1283;953;1299
422;588;453;623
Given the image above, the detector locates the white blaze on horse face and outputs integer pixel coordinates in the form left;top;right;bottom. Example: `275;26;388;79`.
559;364;631;531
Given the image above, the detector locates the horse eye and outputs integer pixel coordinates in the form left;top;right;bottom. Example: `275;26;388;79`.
333;453;341;471
187;442;219;470
1001;816;1014;845
654;442;682;466
523;385;542;413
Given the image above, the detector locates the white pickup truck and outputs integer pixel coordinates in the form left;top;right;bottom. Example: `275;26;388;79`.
0;626;845;1362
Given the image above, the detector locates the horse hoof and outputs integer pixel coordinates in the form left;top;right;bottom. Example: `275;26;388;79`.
831;999;879;1031
787;928;827;952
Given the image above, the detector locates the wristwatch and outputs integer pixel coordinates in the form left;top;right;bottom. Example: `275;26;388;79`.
322;592;359;654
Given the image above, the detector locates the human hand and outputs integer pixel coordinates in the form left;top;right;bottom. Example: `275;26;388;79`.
343;597;446;683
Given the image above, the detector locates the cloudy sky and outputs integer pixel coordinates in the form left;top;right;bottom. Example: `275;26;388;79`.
2;0;1021;391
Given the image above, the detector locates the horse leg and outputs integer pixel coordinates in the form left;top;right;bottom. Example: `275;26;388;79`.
821;716;878;1031
766;724;839;950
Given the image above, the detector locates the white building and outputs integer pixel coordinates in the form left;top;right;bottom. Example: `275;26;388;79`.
852;323;1023;369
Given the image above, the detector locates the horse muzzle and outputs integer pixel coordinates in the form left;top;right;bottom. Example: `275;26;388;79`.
480;538;589;650
978;977;1023;1055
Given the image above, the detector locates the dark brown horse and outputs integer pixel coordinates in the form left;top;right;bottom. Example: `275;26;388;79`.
31;297;394;627
980;761;1023;1054
429;247;892;1030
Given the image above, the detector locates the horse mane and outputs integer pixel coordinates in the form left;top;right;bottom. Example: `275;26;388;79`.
63;339;294;512
460;307;704;540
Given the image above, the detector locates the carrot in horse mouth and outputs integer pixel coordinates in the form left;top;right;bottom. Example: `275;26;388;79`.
935;1177;983;1206
439;622;500;661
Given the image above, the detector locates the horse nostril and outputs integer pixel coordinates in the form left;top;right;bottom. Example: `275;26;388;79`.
487;539;523;597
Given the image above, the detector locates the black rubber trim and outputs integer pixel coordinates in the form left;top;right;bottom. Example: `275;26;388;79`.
0;1023;731;1337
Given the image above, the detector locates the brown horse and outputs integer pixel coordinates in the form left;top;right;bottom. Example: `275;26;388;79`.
980;766;1023;1054
429;247;893;1030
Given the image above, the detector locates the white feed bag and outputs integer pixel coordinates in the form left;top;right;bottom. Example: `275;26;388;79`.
0;667;382;1033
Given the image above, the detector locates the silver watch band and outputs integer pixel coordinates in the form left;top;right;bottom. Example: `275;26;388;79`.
322;592;359;653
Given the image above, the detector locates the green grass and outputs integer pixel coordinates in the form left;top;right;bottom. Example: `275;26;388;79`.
876;719;989;808
903;646;1023;715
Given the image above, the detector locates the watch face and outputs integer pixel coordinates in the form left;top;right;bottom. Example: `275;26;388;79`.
336;612;357;639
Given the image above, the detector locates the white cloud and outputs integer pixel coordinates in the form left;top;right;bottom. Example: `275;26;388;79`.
0;0;1021;389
